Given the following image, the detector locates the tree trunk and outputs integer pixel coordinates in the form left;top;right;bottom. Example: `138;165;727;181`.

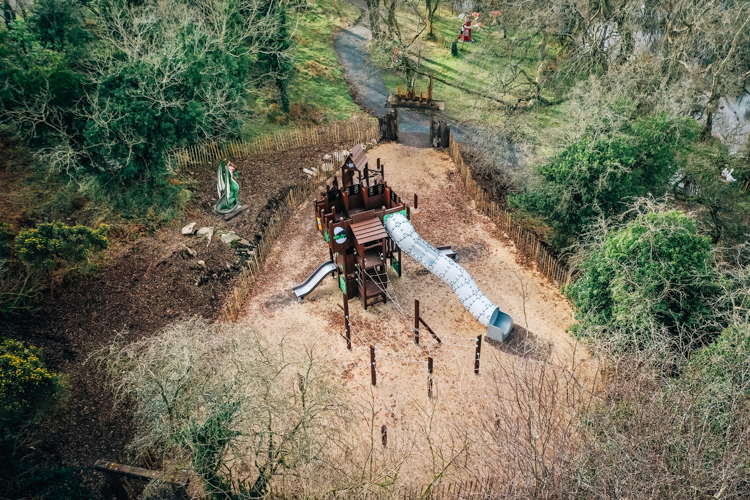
386;0;401;42
533;32;549;99
701;76;720;141
277;77;290;114
425;0;439;41
615;24;633;65
700;104;716;142
366;0;381;38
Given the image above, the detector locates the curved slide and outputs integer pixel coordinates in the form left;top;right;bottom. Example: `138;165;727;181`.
384;213;513;342
294;261;337;302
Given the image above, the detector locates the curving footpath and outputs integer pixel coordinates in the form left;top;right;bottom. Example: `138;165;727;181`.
334;2;465;146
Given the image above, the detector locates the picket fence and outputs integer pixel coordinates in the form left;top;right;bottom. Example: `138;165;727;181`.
169;120;380;170
448;136;574;287
270;477;501;500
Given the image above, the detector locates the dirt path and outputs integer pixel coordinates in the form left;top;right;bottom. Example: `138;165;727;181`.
238;144;581;484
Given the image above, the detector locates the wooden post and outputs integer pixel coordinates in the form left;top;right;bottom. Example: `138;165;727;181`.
370;346;377;386
398;244;402;277
474;334;482;374
414;193;418;209
105;475;129;500
344;293;351;350
428;356;434;399
393;108;399;141
414;299;420;345
381;425;388;446
429;112;434;146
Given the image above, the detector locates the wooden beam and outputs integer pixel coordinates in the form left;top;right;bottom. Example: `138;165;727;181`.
94;460;189;487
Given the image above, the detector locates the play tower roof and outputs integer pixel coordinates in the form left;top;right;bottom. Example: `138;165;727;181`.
342;144;368;172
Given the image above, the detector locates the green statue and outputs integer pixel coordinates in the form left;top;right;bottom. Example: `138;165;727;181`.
214;160;244;218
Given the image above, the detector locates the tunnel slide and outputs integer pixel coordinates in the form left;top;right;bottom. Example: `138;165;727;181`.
384;213;513;342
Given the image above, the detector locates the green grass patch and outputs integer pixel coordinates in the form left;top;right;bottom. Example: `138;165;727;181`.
242;0;362;140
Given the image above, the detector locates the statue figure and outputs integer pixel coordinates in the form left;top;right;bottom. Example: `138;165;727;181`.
457;13;481;42
214;160;244;218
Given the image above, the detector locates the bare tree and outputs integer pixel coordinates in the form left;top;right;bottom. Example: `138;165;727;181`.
424;0;441;41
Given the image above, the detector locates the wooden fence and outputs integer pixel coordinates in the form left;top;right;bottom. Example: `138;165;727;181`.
168;119;380;170
448;136;574;287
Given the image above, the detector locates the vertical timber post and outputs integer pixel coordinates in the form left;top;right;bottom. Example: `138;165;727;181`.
344;293;351;350
414;299;420;345
414;193;419;209
475;334;482;375
428;356;434;399
393;108;399;141
381;425;388;446
370;346;376;386
429;112;435;146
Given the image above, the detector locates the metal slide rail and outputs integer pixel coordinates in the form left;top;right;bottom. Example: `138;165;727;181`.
384;213;513;341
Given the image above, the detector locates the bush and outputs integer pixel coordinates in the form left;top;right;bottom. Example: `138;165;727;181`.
510;115;697;251
104;319;352;499
686;323;750;432
15;221;109;272
576;350;750;499
568;207;719;357
672;141;750;245
0;340;63;426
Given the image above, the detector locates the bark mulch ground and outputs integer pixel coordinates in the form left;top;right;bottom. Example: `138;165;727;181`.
1;141;349;497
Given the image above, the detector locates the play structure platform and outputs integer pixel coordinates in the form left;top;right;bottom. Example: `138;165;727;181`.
294;144;513;341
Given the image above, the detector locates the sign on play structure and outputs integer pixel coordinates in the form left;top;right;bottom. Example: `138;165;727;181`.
333;226;347;243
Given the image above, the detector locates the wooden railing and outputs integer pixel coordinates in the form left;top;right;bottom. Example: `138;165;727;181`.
448;136;574;287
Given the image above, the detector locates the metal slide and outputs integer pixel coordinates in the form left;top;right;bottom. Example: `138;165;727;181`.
294;261;337;302
384;213;513;341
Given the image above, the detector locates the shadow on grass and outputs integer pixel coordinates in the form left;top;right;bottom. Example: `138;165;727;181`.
485;324;552;361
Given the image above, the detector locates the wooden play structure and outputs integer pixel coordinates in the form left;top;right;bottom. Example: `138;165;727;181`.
312;145;408;309
294;143;513;344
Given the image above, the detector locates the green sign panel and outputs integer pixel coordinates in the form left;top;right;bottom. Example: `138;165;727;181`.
383;210;408;225
391;257;400;274
339;275;347;294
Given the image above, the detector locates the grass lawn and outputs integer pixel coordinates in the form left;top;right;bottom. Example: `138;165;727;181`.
371;5;572;155
241;0;364;140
